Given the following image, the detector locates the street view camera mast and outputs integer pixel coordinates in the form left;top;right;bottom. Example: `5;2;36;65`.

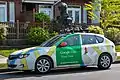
58;2;73;33
58;2;87;33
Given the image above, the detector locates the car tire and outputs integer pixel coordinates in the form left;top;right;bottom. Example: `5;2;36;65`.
80;66;87;69
98;53;112;69
35;57;52;74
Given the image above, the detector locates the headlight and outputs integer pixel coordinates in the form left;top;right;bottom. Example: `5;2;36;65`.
18;54;29;59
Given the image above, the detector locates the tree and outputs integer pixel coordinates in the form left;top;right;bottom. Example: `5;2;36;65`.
85;0;120;30
35;12;50;23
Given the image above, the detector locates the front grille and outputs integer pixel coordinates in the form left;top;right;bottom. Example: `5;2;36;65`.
8;55;18;60
8;64;17;68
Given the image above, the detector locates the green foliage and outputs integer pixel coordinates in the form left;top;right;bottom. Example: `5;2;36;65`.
50;19;61;32
88;25;104;35
27;27;58;45
116;45;120;52
0;49;18;57
105;28;120;44
0;28;4;40
27;27;50;45
49;31;58;38
35;12;50;23
85;0;120;30
0;64;7;69
0;24;8;40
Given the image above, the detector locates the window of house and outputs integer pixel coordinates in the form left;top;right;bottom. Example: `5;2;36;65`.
92;10;100;23
64;35;80;46
82;35;97;45
67;7;81;23
75;11;80;23
0;3;7;22
83;7;87;23
92;2;101;24
39;5;52;19
68;10;72;18
9;2;15;22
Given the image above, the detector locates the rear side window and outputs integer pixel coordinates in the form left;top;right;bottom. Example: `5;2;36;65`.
81;35;97;45
96;36;104;43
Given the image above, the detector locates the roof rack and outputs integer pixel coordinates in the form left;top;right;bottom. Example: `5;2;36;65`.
60;25;88;34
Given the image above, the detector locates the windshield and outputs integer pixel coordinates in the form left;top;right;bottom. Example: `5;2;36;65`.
40;34;66;47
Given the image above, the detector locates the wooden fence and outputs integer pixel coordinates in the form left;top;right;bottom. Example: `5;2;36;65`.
0;21;99;47
0;21;99;39
0;21;48;39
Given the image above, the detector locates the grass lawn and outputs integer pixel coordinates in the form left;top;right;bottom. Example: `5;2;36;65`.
115;45;120;52
0;63;7;69
0;49;18;57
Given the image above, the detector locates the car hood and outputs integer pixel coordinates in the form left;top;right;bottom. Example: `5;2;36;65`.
10;46;56;56
10;47;37;55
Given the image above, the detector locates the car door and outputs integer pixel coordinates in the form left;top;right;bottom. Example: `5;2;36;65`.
56;34;83;67
81;34;100;66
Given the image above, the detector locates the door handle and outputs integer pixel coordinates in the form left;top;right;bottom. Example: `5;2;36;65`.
84;47;88;54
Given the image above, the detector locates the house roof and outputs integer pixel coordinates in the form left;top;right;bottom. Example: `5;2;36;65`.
22;0;60;4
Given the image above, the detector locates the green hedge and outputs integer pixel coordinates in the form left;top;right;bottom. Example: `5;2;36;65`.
116;45;120;52
88;25;104;35
27;27;58;45
105;28;120;44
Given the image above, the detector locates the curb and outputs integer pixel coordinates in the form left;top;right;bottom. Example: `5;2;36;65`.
113;61;120;64
0;69;9;72
0;69;19;73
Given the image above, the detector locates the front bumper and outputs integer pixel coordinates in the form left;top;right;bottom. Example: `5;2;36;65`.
7;59;28;70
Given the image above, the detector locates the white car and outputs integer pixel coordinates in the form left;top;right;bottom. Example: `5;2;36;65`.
7;33;117;73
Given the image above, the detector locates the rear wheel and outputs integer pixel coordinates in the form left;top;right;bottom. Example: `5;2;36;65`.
35;57;52;73
98;54;112;69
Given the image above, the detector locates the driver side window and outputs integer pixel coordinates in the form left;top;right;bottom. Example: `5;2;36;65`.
64;35;80;46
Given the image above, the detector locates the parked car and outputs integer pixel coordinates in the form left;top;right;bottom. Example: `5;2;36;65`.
7;33;117;73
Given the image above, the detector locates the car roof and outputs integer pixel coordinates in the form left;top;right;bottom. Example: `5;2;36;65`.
60;33;104;37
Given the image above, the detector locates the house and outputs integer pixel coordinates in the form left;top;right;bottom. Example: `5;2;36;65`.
0;0;99;24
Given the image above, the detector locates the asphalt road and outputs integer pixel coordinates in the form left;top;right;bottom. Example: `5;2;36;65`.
1;63;120;80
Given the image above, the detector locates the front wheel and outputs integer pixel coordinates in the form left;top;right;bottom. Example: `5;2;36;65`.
35;57;52;73
98;54;112;69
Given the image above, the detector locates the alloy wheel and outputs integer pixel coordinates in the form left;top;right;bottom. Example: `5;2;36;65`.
36;58;50;73
100;55;110;68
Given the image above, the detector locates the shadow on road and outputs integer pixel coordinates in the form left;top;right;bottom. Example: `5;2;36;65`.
0;67;110;80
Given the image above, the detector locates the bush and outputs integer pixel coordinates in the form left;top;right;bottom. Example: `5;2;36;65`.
50;19;61;32
27;27;58;45
115;45;120;52
27;27;50;45
49;31;58;38
88;25;104;35
105;28;120;44
0;24;8;40
35;13;50;23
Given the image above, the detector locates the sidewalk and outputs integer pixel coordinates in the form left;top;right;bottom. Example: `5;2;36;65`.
117;52;120;56
0;55;7;64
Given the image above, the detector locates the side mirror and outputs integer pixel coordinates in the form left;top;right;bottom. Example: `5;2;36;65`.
60;42;67;47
